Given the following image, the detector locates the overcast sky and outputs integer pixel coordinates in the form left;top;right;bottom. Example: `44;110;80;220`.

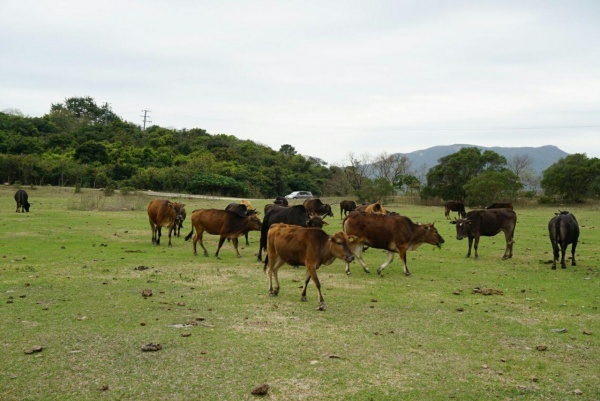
1;1;599;166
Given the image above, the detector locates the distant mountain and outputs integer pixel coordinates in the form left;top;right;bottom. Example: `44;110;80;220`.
400;144;569;175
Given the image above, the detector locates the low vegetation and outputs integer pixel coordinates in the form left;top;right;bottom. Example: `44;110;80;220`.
1;186;599;400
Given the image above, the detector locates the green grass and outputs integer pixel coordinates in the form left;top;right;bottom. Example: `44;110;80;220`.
1;186;599;400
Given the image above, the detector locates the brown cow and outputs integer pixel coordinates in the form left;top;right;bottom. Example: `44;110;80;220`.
355;202;387;214
184;209;261;258
303;198;334;218
339;200;357;218
343;213;445;275
264;223;356;310
444;201;466;219
487;202;514;209
450;208;517;260
173;202;186;237
147;200;186;247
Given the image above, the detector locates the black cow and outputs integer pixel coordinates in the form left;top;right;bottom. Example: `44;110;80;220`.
274;196;289;206
340;200;357;218
444;201;466;219
14;189;30;213
450;208;517;260
548;210;579;269
257;204;327;261
487;202;513;209
225;203;259;246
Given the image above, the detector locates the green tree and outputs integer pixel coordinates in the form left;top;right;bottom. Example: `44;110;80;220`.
464;170;523;206
279;144;297;156
421;147;507;201
541;154;600;202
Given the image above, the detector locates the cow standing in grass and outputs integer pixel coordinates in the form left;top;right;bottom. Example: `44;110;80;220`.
444;201;466;219
548;210;579;269
14;189;30;213
264;223;356;310
147;200;186;247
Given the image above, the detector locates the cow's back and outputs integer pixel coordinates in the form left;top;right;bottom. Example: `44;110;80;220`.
192;209;229;234
344;213;412;248
148;200;175;225
467;209;516;236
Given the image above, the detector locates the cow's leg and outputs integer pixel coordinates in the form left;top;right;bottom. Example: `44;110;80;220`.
214;236;228;258
473;236;480;260
560;241;567;269
466;237;473;258
268;258;284;297
156;227;162;246
346;242;369;274
571;241;577;266
377;250;397;275
167;226;174;248
302;265;326;311
245;233;250;246
502;231;513;260
197;230;209;256
551;240;559;269
232;237;242;258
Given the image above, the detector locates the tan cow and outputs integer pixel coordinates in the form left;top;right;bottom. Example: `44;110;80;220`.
147;200;186;247
264;223;356;310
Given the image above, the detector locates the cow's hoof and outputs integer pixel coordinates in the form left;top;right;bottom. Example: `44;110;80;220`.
552;266;557;270
301;296;308;302
346;271;351;275
404;272;411;276
561;265;567;269
317;304;327;311
364;269;371;274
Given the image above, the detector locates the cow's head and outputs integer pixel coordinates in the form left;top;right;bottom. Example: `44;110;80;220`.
173;203;186;225
329;231;357;263
247;214;262;230
422;223;445;247
307;216;328;228
450;218;470;240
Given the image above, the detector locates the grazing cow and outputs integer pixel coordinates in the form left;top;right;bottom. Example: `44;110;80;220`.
355;202;387;215
303;198;334;218
264;223;356;310
225;202;259;245
147;200;186;247
450;208;517;260
274;196;289;206
548;210;579;269
343;213;445;275
444;201;466;219
340;200;357;218
185;209;261;258
258;204;327;261
487;202;514;209
14;189;30;213
173;203;186;237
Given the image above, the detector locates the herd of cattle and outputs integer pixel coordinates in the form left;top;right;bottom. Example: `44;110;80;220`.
13;189;581;310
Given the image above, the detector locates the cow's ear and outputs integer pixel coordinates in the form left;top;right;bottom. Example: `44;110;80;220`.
450;221;457;225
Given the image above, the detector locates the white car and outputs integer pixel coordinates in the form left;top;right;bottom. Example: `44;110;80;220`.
285;191;313;199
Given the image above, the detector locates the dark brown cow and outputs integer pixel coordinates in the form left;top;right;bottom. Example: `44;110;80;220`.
548;210;579;269
340;200;357;218
487;202;514;209
184;209;261;258
258;204;327;261
225;202;259;246
147;200;186;247
274;196;289;206
343;213;445;275
264;223;356;310
303;198;334;218
355;202;387;214
450;208;517;260
444;201;466;219
173;202;186;237
14;189;30;213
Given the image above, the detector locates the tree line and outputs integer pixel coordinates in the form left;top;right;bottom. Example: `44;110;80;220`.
2;97;598;204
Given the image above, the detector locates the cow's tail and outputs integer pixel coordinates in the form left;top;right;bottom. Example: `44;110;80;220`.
184;227;194;241
263;255;269;273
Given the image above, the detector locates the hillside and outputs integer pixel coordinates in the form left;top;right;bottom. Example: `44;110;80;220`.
401;144;569;175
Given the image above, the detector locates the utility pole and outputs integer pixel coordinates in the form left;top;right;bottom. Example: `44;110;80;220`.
141;109;152;130
103;102;111;125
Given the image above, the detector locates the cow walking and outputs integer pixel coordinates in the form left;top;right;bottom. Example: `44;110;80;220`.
185;209;261;258
451;208;517;260
147;200;186;247
225;202;259;246
14;189;30;213
548;211;579;269
264;223;356;310
343;213;445;275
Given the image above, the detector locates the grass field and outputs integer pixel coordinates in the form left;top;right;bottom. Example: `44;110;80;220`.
1;185;599;400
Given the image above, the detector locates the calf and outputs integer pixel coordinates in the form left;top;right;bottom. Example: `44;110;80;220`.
264;223;356;310
451;208;517;260
147;200;186;247
185;209;261;258
14;189;30;213
548;211;579;269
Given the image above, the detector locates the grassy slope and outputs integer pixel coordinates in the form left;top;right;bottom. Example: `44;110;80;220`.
0;186;598;400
